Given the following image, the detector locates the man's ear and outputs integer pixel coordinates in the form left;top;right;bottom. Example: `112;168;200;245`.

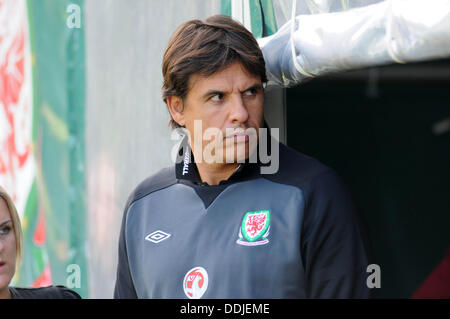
166;96;186;127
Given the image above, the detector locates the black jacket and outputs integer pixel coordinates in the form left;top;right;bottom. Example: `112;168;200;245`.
9;285;81;299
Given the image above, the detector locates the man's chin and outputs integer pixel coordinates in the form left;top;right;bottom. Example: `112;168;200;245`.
223;143;258;164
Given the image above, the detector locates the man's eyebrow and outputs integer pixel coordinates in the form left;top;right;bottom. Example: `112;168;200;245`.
0;220;12;227
243;83;264;92
202;83;263;100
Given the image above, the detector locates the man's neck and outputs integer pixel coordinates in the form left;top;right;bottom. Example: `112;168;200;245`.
195;161;240;186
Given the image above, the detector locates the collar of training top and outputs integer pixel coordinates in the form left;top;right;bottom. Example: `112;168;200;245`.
175;121;273;186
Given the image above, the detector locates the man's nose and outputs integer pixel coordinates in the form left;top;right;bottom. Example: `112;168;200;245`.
228;94;249;124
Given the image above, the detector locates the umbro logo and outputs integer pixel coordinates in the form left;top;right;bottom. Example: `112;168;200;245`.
145;230;171;243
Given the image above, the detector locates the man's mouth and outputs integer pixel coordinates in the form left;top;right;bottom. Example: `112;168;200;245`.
0;261;6;268
230;133;249;143
224;129;254;143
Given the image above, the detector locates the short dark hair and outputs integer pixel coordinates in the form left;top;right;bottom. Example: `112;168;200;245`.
162;14;267;129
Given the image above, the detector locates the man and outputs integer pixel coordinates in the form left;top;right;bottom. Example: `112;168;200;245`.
114;15;373;299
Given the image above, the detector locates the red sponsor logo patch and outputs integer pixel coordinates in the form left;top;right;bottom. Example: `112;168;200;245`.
183;267;208;299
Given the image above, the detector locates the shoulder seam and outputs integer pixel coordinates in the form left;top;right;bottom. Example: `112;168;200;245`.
261;166;332;192
128;180;178;209
124;166;177;212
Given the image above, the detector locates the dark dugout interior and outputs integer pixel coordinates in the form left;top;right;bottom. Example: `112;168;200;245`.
286;59;450;298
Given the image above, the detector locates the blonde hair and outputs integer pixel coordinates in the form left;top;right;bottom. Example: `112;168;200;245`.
0;186;23;267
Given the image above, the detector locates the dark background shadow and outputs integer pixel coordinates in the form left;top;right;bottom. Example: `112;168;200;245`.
286;59;450;298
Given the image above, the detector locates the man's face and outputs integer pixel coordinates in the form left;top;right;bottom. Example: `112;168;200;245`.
181;60;264;164
0;198;16;296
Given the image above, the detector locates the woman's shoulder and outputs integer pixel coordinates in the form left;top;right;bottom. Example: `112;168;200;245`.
9;285;81;299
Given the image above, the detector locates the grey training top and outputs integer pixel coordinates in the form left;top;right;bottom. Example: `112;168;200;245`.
114;135;373;299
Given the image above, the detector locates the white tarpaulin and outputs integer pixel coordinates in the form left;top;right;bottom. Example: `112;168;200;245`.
260;0;450;86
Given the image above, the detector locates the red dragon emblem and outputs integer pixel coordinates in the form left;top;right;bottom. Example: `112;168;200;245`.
237;210;271;246
245;214;267;237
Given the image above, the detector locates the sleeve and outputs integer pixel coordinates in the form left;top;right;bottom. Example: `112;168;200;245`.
301;168;375;299
55;285;82;299
9;286;82;299
113;204;138;299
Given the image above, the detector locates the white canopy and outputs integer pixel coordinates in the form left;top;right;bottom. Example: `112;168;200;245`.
259;0;450;86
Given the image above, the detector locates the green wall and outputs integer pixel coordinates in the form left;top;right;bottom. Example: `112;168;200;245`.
17;0;87;298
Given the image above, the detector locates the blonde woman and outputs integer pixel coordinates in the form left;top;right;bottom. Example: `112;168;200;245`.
0;186;80;299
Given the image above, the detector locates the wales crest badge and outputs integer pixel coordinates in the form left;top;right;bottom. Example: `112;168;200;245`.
236;210;270;246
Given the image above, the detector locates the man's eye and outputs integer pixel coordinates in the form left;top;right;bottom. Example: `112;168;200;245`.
243;88;257;96
211;93;224;102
